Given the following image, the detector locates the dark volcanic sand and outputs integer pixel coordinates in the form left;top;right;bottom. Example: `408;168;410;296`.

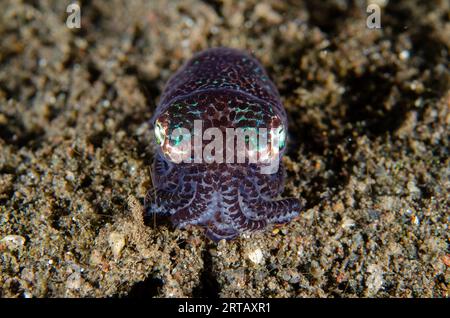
0;0;449;297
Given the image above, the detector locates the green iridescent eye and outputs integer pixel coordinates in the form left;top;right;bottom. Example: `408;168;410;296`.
275;126;286;149
155;120;165;146
170;133;183;146
169;128;191;147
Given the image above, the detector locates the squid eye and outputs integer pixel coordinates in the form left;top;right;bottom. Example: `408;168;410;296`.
168;126;192;147
154;120;166;146
272;125;286;150
277;126;286;149
170;133;184;146
165;127;192;163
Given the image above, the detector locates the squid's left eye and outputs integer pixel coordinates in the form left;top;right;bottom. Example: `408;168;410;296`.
170;132;186;146
154;120;166;146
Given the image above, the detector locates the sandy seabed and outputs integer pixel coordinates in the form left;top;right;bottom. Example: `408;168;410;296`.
0;0;449;297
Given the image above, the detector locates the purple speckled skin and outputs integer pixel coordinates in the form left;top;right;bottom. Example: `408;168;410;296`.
146;47;302;241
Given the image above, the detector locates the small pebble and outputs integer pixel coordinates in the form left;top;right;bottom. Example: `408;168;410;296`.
66;272;81;290
341;217;355;229
366;264;384;296
109;232;126;258
1;235;26;250
442;254;450;267
399;50;410;60
247;248;264;265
